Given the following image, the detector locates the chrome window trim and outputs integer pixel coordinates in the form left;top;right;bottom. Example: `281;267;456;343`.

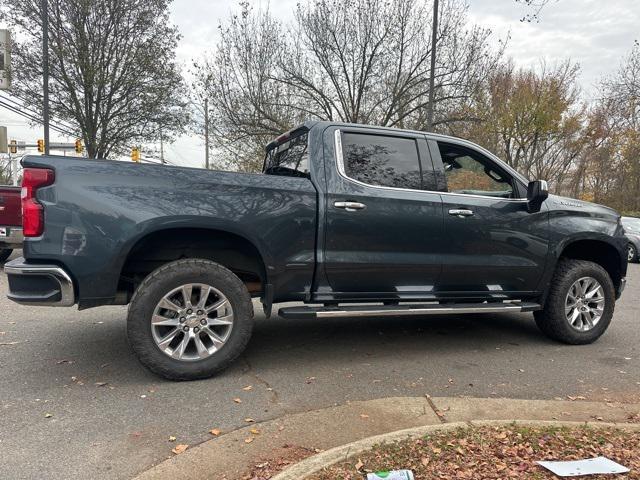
334;129;529;202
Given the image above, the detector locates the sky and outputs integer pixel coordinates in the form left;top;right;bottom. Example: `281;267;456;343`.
1;0;638;168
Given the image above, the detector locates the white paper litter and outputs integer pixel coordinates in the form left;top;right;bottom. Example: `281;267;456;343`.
537;456;629;477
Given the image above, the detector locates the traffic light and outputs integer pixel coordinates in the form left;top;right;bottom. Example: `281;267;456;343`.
131;147;140;162
75;139;83;154
37;139;44;153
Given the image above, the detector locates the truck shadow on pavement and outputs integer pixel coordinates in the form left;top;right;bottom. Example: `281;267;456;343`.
44;310;551;384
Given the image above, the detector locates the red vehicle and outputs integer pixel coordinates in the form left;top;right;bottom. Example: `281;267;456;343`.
0;185;22;262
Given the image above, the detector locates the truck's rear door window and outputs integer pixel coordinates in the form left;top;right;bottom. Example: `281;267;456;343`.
341;133;422;190
264;133;310;178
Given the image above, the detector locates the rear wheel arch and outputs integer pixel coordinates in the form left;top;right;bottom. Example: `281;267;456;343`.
118;227;269;300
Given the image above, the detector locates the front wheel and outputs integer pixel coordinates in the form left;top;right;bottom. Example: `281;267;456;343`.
127;259;254;380
534;259;615;344
628;243;638;263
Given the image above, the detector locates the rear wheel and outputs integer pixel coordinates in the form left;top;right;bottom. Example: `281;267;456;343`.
534;259;615;344
0;249;12;263
628;243;637;263
127;259;254;380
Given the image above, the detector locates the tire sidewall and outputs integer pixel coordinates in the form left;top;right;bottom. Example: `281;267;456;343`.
546;261;615;343
127;260;253;380
629;243;637;263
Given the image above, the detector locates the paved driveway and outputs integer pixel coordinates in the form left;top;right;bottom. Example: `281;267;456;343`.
1;251;638;479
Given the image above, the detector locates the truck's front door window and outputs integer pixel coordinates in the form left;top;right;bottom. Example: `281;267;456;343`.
438;142;513;198
264;133;310;178
341;133;422;190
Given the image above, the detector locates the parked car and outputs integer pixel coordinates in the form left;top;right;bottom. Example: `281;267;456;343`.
621;216;640;263
0;185;22;263
4;122;628;380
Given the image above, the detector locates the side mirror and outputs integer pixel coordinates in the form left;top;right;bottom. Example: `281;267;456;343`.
527;180;549;213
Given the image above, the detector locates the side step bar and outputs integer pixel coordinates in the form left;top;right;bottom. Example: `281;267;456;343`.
279;302;541;320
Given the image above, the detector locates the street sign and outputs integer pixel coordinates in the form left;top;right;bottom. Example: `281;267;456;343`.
0;30;10;90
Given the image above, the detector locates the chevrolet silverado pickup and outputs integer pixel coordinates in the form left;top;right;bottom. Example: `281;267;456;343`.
0;185;22;262
4;121;628;380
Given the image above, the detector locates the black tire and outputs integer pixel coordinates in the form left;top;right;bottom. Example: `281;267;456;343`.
0;248;12;263
127;259;254;381
534;258;615;345
628;243;638;263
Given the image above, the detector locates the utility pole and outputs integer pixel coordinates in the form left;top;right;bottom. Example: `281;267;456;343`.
426;0;439;131
204;97;209;169
42;0;50;154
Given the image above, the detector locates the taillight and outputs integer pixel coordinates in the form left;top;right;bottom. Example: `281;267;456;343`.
21;168;55;237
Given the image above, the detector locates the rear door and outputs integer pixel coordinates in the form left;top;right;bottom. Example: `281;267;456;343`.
322;127;445;298
430;139;549;297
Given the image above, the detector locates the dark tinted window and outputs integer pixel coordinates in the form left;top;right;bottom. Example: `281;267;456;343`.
264;133;309;178
342;133;422;190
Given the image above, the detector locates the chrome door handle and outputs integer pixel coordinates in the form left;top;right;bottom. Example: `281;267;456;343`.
334;201;366;211
449;208;474;217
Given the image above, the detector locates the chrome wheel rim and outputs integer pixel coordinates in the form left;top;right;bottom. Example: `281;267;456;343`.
628;245;635;262
151;283;234;361
565;276;605;332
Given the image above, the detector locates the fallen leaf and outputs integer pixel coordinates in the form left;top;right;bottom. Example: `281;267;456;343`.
233;398;242;404
244;418;255;423
95;382;108;387
421;456;430;466
244;437;254;444
209;428;222;436
172;444;188;455
360;414;369;419
44;413;53;418
355;459;364;470
250;428;260;435
278;425;285;431
168;436;176;442
242;385;253;391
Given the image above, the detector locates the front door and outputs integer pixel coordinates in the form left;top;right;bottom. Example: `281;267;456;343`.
322;128;445;298
431;139;549;297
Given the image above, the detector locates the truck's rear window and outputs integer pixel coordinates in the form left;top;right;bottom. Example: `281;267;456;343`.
264;133;310;178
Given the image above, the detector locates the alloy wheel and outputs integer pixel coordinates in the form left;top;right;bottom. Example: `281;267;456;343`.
565;276;605;332
151;283;234;361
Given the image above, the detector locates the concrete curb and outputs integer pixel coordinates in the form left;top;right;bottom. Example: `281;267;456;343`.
272;420;640;480
135;397;640;480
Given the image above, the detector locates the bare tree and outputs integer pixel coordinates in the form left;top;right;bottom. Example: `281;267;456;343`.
192;0;502;171
448;61;585;192
1;0;188;159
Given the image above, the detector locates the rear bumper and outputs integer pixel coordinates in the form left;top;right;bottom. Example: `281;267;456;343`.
4;257;76;306
0;226;23;248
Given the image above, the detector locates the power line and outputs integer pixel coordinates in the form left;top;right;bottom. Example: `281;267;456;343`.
0;92;76;133
0;98;76;137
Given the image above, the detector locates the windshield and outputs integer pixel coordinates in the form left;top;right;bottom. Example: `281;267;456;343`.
263;133;310;178
622;217;640;234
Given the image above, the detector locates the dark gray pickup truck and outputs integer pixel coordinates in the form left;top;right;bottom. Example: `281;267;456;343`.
5;121;628;380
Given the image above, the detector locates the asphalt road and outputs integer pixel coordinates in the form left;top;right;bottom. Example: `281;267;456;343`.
1;250;639;479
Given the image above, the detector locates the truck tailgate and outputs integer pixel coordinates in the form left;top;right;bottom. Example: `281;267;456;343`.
0;186;21;226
